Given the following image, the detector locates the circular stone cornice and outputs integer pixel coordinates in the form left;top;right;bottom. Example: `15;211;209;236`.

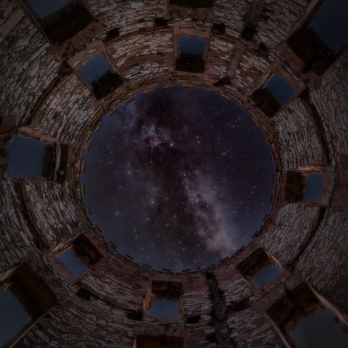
66;76;284;273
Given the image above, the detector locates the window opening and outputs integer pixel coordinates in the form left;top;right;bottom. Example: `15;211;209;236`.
6;135;54;180
58;249;87;278
266;75;295;104
25;0;93;43
145;281;182;318
305;172;324;202
179;36;205;57
0;264;56;347
251;75;295;117
78;53;123;99
27;0;75;25
251;264;282;288
175;36;205;73
287;0;348;75
290;309;348;348
56;234;103;278
267;283;348;347
146;299;180;317
310;0;348;52
0;283;34;347
285;169;325;204
237;248;283;288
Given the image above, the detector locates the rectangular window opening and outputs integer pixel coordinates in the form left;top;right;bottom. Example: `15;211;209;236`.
290;309;348;347
287;0;348;75
175;36;205;73
237;248;282;289
25;0;93;43
251;87;282;118
146;299;180;318
267;283;348;347
266;75;295;104
0;283;36;348
309;0;348;52
285;169;325;204
305;172;324;202
134;335;184;348
251;264;282;288
58;249;87;278
22;0;93;43
6;135;55;180
57;234;103;278
78;53;123;99
0;264;56;348
145;281;182;318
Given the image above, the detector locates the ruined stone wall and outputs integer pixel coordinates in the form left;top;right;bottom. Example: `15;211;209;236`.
30;74;103;145
0;180;33;272
273;100;322;170
310;59;348;165
15;179;88;246
1;0;348;347
0;0;60;125
85;0;167;31
261;203;320;265
257;0;311;48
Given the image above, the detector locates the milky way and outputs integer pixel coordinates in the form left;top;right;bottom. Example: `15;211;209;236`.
81;85;275;271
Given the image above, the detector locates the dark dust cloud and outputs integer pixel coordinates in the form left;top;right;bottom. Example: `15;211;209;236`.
81;85;275;271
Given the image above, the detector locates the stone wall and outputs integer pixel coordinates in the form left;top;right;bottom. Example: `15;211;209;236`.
0;0;60;125
1;0;348;347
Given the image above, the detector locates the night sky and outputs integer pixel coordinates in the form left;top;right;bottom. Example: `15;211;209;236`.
310;0;348;51
27;0;73;19
290;309;348;347
0;288;31;347
81;85;275;271
6;135;45;179
78;54;110;84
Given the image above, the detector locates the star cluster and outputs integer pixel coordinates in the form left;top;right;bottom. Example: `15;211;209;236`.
81;85;275;271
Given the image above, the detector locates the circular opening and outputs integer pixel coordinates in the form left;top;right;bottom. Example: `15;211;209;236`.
81;85;276;271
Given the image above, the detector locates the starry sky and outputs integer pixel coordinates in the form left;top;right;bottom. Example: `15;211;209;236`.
81;85;275;271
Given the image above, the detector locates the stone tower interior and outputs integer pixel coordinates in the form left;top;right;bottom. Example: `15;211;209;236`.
0;0;348;347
